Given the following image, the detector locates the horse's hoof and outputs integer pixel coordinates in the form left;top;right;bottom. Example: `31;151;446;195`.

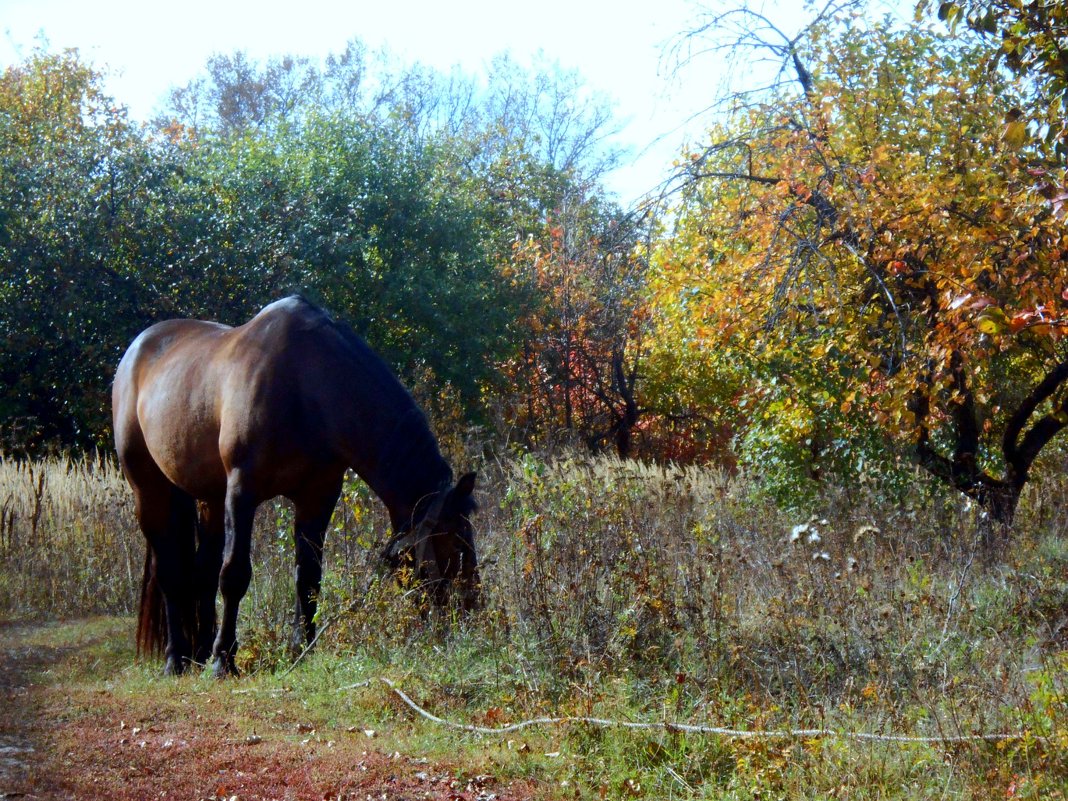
289;628;314;660
162;656;185;677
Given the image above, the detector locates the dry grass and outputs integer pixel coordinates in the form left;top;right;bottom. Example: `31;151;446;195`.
0;455;141;617
1;448;1066;799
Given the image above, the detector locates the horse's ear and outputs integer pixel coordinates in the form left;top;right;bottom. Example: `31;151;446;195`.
455;471;477;498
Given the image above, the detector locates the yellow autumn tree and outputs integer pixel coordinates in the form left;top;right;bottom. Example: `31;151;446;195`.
649;16;1068;524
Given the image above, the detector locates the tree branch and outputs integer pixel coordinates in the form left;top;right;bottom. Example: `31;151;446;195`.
688;170;781;185
1003;359;1068;481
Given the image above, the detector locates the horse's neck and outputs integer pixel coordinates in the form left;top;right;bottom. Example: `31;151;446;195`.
314;331;451;528
373;461;452;532
346;409;452;530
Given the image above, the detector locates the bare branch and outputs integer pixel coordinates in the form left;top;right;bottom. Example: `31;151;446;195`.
665;0;863;108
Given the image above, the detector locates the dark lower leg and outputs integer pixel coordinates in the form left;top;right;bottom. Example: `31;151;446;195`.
153;537;195;675
291;482;339;653
293;528;324;651
212;485;255;677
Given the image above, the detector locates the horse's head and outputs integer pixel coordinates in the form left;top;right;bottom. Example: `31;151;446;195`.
383;472;482;610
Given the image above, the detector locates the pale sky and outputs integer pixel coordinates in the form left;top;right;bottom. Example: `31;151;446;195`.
0;0;908;205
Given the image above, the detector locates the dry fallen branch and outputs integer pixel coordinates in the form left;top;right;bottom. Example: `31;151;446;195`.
335;676;1044;744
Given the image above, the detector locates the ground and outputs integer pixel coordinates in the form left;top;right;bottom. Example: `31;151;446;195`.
0;619;543;801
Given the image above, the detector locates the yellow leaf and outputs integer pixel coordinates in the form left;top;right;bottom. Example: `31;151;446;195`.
1003;120;1029;149
975;307;1008;335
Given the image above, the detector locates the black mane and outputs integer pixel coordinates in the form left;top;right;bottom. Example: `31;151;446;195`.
283;296;454;514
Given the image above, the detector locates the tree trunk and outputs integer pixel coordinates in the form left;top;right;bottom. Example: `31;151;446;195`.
979;481;1021;527
611;350;639;459
910;353;1068;545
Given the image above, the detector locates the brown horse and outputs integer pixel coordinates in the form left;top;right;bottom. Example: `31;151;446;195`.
112;296;480;677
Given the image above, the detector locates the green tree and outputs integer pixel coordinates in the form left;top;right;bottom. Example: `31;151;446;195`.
0;50;148;450
920;0;1068;213
0;44;628;454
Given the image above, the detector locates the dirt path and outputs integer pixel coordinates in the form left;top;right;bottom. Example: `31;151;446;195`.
0;623;54;797
0;620;542;801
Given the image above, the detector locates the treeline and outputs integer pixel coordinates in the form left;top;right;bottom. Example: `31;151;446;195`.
0;44;655;456
4;0;1068;525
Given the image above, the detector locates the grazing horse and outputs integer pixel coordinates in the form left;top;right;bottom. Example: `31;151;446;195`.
112;296;480;677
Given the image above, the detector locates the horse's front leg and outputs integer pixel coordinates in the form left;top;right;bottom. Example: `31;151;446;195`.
291;478;342;654
211;474;257;678
291;523;326;656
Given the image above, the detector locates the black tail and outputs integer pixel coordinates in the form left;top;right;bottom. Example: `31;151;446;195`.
136;546;165;657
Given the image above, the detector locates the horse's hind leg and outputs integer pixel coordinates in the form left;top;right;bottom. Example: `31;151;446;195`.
212;472;257;678
193;499;224;665
130;473;197;675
